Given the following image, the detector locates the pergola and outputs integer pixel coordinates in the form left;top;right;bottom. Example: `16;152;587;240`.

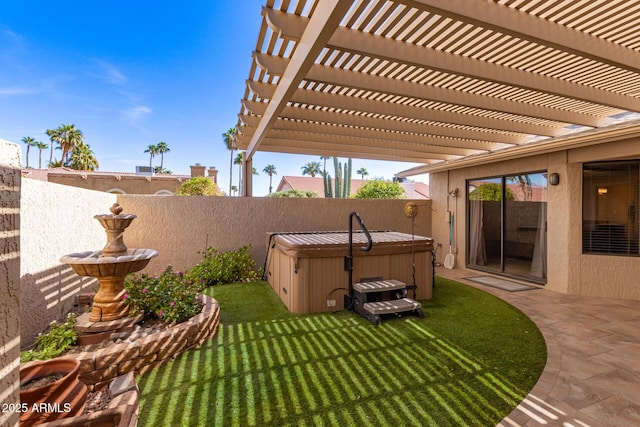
236;0;640;195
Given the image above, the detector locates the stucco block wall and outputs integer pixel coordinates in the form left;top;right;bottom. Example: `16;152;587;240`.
430;143;640;301
117;196;432;276
47;174;186;195
20;178;117;346
0;140;21;427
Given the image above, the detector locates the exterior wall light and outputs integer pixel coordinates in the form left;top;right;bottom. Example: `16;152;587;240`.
549;172;560;185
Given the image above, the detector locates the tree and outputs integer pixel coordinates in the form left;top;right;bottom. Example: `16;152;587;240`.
356;167;369;180
234;152;244;196
154;166;172;174
263;164;277;194
46;124;83;167
144;144;158;170
469;183;514;201
320;155;331;176
156;141;170;171
269;189;319;198
231;185;238;196
35;141;48;169
176;177;224;196
68;142;99;171
222;127;237;196
21;136;37;168
301;161;322;177
353;180;406;199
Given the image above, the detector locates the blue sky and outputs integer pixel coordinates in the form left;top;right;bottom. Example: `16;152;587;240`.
0;1;427;196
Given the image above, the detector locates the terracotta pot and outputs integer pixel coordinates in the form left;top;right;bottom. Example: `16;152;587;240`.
20;358;88;426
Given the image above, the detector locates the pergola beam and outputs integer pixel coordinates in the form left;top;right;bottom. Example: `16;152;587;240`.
254;53;607;127
241;108;523;145
245;0;355;160
244;87;563;138
264;7;639;116
252;138;447;163
399;0;640;74
240;126;483;158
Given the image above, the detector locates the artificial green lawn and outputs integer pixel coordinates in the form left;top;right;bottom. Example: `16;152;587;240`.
137;277;546;426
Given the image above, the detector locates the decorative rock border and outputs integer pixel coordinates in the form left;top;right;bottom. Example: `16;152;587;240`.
39;372;139;427
69;294;220;391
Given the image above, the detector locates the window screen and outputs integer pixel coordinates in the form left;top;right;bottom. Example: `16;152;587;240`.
583;161;639;255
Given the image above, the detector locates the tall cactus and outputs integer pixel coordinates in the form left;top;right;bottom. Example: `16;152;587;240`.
344;158;352;197
333;157;341;198
323;157;352;198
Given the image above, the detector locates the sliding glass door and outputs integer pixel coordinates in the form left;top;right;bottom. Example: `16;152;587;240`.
467;172;548;283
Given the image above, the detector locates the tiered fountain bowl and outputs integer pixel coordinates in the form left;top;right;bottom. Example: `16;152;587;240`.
60;203;158;323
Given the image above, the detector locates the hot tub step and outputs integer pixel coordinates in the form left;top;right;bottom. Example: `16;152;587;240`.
363;298;421;315
353;279;407;294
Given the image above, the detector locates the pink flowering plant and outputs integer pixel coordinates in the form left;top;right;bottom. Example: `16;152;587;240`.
123;266;203;324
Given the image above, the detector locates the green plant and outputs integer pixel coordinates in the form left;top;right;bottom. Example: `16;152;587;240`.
176;176;224;196
20;313;77;363
124;266;203;324
186;245;258;288
323;157;352;198
353;179;406;199
268;189;319;198
469;183;514;201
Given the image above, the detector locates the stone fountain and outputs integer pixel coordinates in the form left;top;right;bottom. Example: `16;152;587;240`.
60;203;157;341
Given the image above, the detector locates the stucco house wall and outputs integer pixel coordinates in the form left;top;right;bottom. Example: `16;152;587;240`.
430;139;640;301
0;140;21;427
20;178;117;346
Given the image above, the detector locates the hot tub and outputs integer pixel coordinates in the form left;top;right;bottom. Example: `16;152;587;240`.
265;231;434;314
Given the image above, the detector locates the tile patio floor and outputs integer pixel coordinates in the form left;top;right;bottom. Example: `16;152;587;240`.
436;267;640;427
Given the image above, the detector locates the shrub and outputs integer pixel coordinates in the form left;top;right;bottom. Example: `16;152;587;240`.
124;266;203;324
469;183;514;201
186;245;258;288
353;180;406;199
177;176;224;196
20;313;77;362
268;189;319;198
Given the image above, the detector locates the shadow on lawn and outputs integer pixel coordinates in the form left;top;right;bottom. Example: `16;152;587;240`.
137;281;543;426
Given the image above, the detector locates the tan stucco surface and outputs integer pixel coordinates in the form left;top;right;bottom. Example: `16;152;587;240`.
47;173;185;195
0;140;21;427
20;178;117;346
118;195;432;276
430;141;640;301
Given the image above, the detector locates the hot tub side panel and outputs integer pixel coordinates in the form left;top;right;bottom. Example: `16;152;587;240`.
267;245;432;314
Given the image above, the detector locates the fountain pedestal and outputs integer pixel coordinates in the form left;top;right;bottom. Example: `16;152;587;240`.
60;203;158;323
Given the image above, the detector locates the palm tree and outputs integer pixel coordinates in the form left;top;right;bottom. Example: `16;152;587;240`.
68;142;99;171
144;144;158;170
320;155;331;176
156;141;170;170
45;124;83;167
234;152;244;197
356;167;369;180
35;141;48;169
231;185;238;196
21;136;37;168
263;164;277;194
222;127;237;196
301;161;322;177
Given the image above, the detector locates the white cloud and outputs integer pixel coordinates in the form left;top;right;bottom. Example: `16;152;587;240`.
125;105;152;123
93;59;127;85
0;86;37;96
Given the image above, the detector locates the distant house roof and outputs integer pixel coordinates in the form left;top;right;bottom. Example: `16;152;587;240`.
275;176;429;199
21;167;192;181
